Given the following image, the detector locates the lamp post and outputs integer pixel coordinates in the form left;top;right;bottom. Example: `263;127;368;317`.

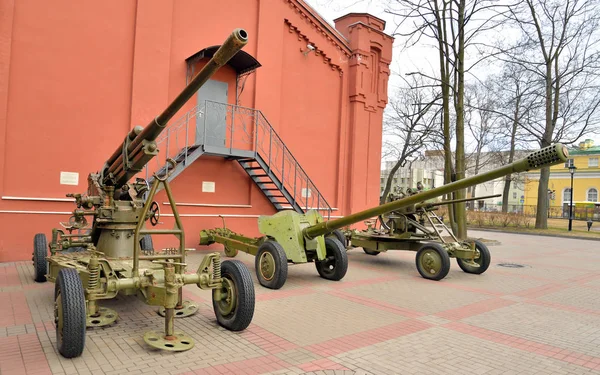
568;162;577;231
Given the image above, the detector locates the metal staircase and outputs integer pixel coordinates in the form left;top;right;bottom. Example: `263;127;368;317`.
144;100;332;218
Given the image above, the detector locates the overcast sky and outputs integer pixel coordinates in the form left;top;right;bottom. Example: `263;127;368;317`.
304;0;600;152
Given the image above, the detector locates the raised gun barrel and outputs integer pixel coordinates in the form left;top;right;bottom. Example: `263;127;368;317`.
101;28;249;188
304;143;569;239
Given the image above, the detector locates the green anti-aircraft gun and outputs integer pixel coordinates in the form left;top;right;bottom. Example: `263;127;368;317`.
32;29;254;358
199;144;569;288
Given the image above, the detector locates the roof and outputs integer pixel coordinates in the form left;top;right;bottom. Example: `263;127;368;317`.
185;47;261;75
569;146;600;155
333;13;387;29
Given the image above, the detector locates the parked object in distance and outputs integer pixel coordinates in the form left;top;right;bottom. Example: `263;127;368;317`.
32;29;255;358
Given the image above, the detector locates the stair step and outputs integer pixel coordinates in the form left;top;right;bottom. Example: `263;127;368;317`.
252;174;269;178
244;167;263;170
266;195;285;198
262;188;280;191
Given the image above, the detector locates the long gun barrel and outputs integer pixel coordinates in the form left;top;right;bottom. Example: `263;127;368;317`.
101;28;249;188
304;143;569;239
415;194;501;211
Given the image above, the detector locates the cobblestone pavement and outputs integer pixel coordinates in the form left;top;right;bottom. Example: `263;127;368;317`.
1;230;600;375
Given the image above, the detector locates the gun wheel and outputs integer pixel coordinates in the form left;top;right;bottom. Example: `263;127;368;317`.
415;243;450;281
315;237;348;281
212;260;255;331
328;229;347;248
363;248;380;256
33;233;48;283
143;330;194;351
255;240;288;289
157;300;199;318
224;244;239;257
54;268;86;358
457;240;491;275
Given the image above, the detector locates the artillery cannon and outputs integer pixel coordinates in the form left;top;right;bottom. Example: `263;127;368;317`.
32;29;255;358
200;144;568;289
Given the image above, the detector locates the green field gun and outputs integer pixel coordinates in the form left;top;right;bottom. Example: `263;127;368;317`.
200;144;568;289
32;29;255;358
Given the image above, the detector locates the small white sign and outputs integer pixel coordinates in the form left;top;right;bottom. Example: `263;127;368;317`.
202;181;215;193
60;172;79;186
302;188;312;198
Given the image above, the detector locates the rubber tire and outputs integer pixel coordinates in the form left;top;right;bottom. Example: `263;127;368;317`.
328;229;347;248
315;237;348;281
415;243;451;281
363;248;380;256
140;235;153;251
255;240;288;290
33;233;48;283
55;268;87;358
212;260;255;331
457;240;491;275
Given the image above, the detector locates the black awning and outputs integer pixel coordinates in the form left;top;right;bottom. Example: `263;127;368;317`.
185;46;261;75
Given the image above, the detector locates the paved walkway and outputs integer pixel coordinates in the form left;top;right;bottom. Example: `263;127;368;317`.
1;231;600;375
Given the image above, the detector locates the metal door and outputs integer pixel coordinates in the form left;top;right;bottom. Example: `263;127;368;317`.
196;79;228;145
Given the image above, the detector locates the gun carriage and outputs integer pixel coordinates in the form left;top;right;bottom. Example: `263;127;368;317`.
199;144;569;288
32;29;255;358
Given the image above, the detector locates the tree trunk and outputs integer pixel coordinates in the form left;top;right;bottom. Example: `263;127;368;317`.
534;61;554;229
454;0;467;240
502;94;520;213
380;160;404;205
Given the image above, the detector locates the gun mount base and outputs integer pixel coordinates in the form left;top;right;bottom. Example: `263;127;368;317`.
143;330;195;352
86;307;118;327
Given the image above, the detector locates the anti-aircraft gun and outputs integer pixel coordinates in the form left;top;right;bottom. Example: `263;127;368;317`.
32;29;254;358
199;144;569;288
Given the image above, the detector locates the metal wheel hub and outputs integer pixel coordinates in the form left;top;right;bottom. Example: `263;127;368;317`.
421;251;441;274
87;307;118;327
259;252;276;281
143;330;195;351
224;245;238;257
157;300;199;318
54;293;63;340
215;278;236;317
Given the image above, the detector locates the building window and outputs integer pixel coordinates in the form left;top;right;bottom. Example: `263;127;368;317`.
588;188;598;202
563;188;572;203
589;158;599;167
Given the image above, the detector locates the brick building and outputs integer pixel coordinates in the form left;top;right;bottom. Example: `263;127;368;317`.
0;0;393;261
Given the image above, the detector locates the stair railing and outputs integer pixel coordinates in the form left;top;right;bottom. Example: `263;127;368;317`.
143;100;332;218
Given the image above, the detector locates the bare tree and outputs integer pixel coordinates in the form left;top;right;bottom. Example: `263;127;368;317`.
464;80;503;199
385;0;509;239
498;0;600;228
380;76;441;204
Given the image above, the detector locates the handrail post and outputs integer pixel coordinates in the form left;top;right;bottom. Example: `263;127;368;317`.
282;149;285;187
203;100;208;147
254;112;259;156
165;128;171;174
268;128;272;173
184;111;189;165
293;167;297;204
229;103;234;152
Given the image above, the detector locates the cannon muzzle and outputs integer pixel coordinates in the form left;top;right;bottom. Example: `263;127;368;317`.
102;28;249;187
303;143;569;239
